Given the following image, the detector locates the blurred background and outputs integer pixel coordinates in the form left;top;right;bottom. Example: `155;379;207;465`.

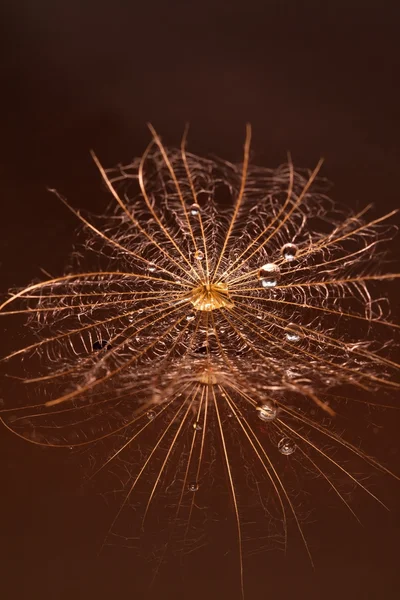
0;1;399;599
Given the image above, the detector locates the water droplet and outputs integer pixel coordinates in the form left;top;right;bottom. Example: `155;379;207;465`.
259;263;281;288
284;323;303;343
138;308;144;314
281;243;298;261
146;410;156;420
190;203;200;216
278;437;296;455
186;314;195;321
147;262;156;272
188;481;199;492
258;402;278;422
194;250;204;260
193;422;202;431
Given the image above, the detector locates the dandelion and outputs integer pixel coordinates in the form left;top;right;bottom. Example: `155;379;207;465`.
1;125;399;598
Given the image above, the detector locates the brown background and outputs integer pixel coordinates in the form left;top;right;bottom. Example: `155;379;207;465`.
0;1;399;599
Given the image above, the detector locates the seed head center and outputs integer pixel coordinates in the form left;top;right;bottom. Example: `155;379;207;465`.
190;281;234;312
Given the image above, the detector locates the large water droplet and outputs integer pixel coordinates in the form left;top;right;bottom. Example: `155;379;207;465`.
258;402;278;422
190;203;200;216
188;481;199;492
194;250;204;260
278;437;296;455
281;243;298;261
284;323;303;343
259;263;281;288
146;410;156;420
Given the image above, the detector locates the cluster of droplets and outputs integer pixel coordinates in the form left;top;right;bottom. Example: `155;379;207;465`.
255;240;301;457
258;242;298;287
257;402;296;455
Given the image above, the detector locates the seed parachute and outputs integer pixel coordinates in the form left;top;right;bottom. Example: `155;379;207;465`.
1;125;399;598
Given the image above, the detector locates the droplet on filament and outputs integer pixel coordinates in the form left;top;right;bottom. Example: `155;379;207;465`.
278;437;296;455
259;263;281;288
281;243;298;261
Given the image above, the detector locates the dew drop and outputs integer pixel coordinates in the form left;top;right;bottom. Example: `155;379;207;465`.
281;243;298;261
258;402;278;422
146;410;156;420
278;437;296;455
188;481;199;492
194;250;204;260
193;422;202;431
284;323;303;343
138;308;144;314
186;314;195;321
147;262;156;272
259;263;281;288
190;203;200;216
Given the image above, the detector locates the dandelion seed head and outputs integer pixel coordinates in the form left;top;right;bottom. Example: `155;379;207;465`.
0;125;398;596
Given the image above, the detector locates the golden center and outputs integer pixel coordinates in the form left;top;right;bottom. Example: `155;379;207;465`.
190;282;234;311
